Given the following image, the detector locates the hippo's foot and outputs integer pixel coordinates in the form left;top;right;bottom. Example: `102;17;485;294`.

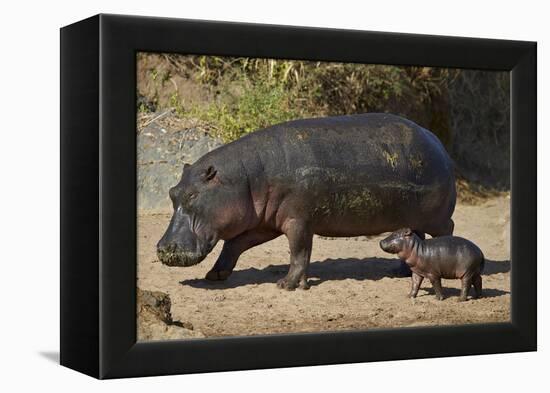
205;270;232;281
457;296;468;302
277;277;310;290
276;277;297;291
435;294;445;301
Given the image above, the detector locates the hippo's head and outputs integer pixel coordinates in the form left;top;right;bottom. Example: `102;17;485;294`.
379;228;415;254
157;160;251;267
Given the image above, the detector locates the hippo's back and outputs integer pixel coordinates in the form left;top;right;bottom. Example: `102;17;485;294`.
261;113;451;184
208;113;456;236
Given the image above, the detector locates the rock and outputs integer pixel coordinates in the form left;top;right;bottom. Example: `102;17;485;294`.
213;294;226;302
137;288;204;341
137;117;223;212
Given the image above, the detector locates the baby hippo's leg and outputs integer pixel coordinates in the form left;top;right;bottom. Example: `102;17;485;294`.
459;276;473;302
472;273;482;299
429;277;444;300
408;272;424;298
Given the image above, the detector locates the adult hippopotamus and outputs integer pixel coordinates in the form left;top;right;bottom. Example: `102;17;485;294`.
157;113;456;290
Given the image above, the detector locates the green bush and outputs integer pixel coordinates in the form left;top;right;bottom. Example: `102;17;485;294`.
137;54;510;189
201;82;300;142
153;55;456;143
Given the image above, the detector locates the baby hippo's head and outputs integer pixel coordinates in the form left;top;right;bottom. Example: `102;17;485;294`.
379;228;416;254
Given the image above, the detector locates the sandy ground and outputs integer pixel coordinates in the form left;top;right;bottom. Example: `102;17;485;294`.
137;196;510;339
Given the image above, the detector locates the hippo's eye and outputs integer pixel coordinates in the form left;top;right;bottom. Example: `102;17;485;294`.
188;192;198;200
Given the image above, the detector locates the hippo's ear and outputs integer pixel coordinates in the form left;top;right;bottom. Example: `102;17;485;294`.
404;228;413;236
201;165;217;182
183;163;191;170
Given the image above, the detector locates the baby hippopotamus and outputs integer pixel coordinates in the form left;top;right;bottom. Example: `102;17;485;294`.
380;228;484;301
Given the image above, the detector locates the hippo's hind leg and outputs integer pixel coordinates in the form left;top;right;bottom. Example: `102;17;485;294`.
472;273;482;299
428;218;455;238
459;275;473;302
277;219;313;291
205;229;281;281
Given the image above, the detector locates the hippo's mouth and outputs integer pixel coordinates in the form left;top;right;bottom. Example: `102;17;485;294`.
157;247;208;267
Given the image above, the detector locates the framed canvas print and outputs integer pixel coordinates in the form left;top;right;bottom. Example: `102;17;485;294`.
60;14;536;379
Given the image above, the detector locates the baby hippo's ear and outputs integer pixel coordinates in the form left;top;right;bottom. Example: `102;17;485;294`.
404;228;413;236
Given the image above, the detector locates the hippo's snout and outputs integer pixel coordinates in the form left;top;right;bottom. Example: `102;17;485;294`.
157;243;207;267
156;207;217;267
379;236;402;254
379;238;393;252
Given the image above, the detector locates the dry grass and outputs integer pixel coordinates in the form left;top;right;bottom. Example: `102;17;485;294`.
456;177;508;204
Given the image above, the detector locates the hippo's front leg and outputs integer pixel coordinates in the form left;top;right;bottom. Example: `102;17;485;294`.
408;272;424;298
277;220;313;291
205;229;281;281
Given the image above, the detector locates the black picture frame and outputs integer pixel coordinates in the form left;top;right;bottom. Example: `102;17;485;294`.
60;14;536;379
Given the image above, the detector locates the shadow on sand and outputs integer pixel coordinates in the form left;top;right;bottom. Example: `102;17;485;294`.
180;257;510;292
421;286;509;299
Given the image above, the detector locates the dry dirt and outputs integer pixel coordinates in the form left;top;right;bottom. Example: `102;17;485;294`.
137;196;510;340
